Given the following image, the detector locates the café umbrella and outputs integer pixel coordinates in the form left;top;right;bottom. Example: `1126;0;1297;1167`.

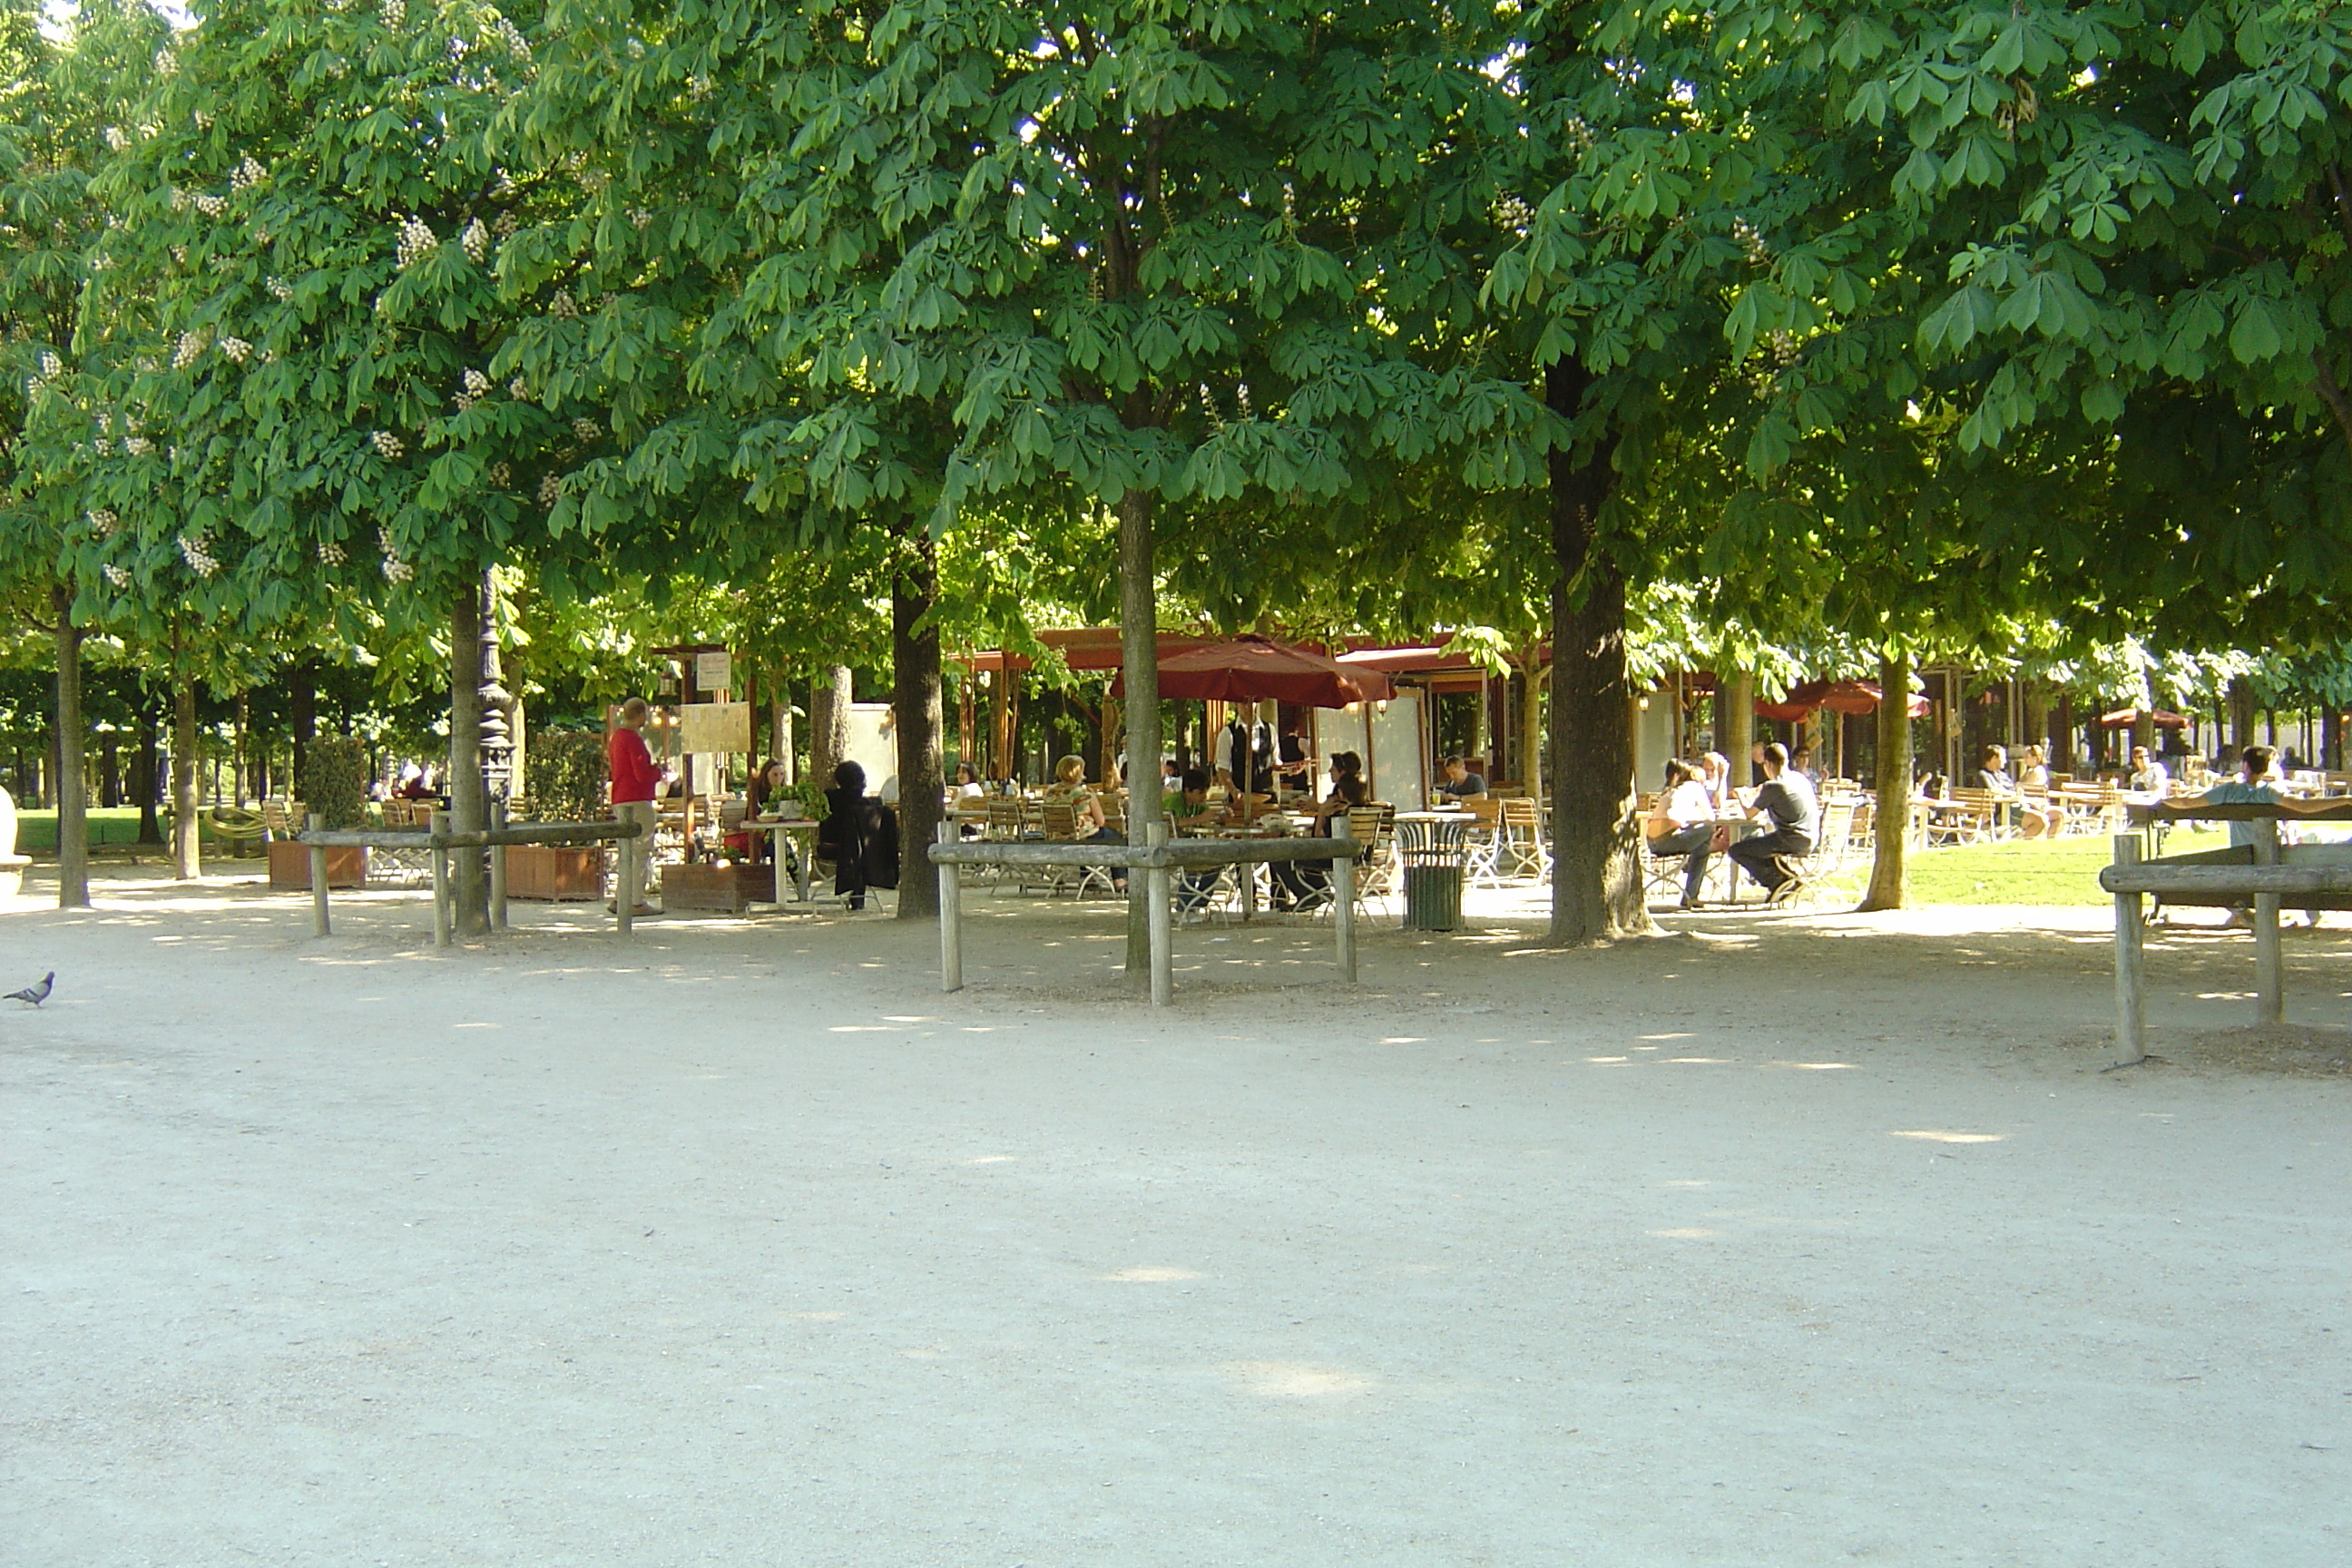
1112;633;1396;708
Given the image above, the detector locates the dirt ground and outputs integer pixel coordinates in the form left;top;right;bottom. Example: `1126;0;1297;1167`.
4;866;2347;1566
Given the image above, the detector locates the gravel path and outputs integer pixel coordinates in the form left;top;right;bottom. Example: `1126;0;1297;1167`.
5;872;2347;1565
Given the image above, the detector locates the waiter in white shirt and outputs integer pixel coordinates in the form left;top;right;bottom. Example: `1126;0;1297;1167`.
1218;701;1282;802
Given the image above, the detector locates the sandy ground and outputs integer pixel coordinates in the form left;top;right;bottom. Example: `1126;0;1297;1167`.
3;864;2347;1567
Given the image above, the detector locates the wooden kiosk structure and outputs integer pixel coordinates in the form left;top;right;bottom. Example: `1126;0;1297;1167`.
2102;799;2352;1063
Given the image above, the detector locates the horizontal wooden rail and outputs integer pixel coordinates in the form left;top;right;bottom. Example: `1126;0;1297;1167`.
2128;799;2352;824
2100;863;2352;897
298;820;644;851
927;837;1360;870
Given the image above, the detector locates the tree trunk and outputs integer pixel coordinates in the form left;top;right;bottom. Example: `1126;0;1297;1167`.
134;705;161;843
809;665;852;787
99;730;121;808
1519;648;1546;800
1543;359;1647;946
54;590;89;908
2323;706;2343;772
1860;649;1912;912
289;661;317;800
172;677;201;878
2227;678;2256;755
893;533;945;921
1118;486;1163;978
1724;668;1755;786
448;582;490;936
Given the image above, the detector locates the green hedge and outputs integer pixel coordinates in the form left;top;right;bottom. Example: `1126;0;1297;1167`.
307;737;368;829
527;730;611;823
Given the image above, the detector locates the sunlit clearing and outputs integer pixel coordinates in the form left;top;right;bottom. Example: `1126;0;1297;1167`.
1222;1361;1377;1398
1891;1130;2006;1144
1659;1180;1709;1189
1668;1057;1732;1063
1638;1032;1693;1041
1773;1061;1857;1071
965;1155;1017;1164
1380;1036;1426;1044
1649;1227;1720;1240
1585;1055;1629;1063
1101;1267;1199;1282
881;1015;939;1023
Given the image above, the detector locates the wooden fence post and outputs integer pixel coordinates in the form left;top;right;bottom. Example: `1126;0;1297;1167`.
1146;822;1173;1007
307;813;330;937
615;825;635;938
488;799;508;932
2252;815;2283;1023
2111;834;2144;1064
1333;814;1357;984
429;808;451;949
937;820;962;993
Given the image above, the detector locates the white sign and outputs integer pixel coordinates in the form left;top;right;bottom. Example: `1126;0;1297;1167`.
695;651;732;693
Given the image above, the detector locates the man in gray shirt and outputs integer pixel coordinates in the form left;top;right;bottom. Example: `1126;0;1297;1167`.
1727;741;1819;898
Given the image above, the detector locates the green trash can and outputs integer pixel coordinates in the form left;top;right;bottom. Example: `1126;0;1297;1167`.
1398;815;1468;931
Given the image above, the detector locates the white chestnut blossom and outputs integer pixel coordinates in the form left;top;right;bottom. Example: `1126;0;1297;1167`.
492;17;530;60
379;0;404;26
267;275;293;300
168;186;189;211
571;416;599;441
124;436;153;456
178;534;220;577
371;429;405;458
537;474;562;505
86;508;118;536
494;211;518;239
103;564;131;588
395;215;436;268
506;376;528;399
171;331;209;368
460;218;489;263
462;369;491;397
383;556;414;583
319;541;347;566
103;127;130;151
488;461;512;486
549;289;576;318
231;157;267;190
220;337;251;363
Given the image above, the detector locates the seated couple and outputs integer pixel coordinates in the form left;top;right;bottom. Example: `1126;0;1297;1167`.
1646;743;1818;907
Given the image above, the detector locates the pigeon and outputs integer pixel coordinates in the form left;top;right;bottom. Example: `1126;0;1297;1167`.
6;972;54;1007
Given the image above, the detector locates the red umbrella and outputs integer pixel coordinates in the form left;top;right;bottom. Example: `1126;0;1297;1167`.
1756;679;1929;721
1112;633;1396;707
2098;708;2190;729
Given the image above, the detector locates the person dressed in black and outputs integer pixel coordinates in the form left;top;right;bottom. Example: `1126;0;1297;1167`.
1272;750;1370;911
1218;701;1282;805
1725;742;1818;899
817;760;899;911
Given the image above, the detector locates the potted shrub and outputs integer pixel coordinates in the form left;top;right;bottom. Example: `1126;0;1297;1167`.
269;738;368;888
508;730;610;901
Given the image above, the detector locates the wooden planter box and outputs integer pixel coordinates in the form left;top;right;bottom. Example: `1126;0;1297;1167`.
660;860;774;915
505;844;608;902
268;838;367;890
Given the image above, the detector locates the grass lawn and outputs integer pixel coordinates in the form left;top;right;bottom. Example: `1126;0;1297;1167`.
10;807;161;852
1903;827;2231;906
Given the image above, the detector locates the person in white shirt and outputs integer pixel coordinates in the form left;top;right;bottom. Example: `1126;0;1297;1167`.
1217;701;1282;800
1644;758;1719;909
2128;746;2170;794
1697;750;1740;815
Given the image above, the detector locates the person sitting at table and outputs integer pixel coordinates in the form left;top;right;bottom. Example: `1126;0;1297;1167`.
726;758;793;862
1978;743;2058;839
2187;744;2329;927
1697;751;1740;815
1045;754;1126;896
1435;756;1486;799
1791;746;1823;787
1161;768;1223;919
1271;751;1370;911
817;760;898;912
1725;742;1818;901
2128;746;2170;794
1643;758;1717;910
953;760;985;799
